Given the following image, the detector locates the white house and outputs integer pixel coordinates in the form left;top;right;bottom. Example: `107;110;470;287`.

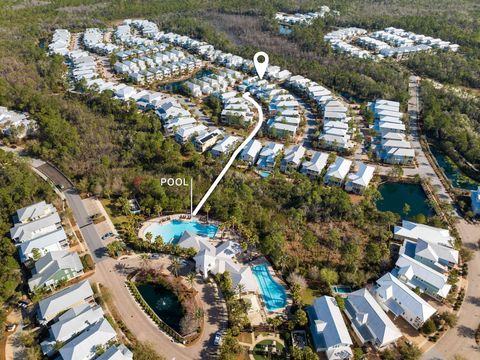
345;289;401;349
344;162;375;194
37;280;95;324
40;304;104;355
58;318;117;360
240;139;262;165
19;228;69;263
15;201;56;224
257;142;284;170
175;124;208;144
177;232;258;293
301;151;329;177
10;212;62;243
280;145;306;173
324;157;352;186
399;238;458;273
28;250;84;291
394;254;451;299
210;135;240;158
308;296;353;360
193;128;223;153
374;273;436;329
393;220;454;247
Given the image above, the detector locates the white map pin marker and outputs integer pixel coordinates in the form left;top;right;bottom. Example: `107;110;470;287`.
253;51;269;80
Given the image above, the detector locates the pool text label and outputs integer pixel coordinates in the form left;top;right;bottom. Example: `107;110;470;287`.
160;178;189;186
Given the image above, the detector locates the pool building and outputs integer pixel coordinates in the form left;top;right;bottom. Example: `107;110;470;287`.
175;230;287;312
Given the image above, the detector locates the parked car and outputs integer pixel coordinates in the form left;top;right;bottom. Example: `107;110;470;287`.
213;331;222;346
101;232;114;240
6;324;16;332
17;300;29;308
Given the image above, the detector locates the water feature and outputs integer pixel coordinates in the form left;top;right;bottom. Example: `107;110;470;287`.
429;145;479;190
252;264;287;312
259;171;271;178
157;68;214;92
144;219;218;244
376;182;433;217
136;283;183;333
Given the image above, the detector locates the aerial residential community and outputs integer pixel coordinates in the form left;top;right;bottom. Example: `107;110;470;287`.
0;1;479;360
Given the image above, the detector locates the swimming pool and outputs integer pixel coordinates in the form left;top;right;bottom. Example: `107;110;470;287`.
331;285;353;294
252;264;287;312
144;219;218;244
259;171;271;178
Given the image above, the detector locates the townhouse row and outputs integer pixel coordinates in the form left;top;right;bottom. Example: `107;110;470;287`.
48;29;71;56
83;28;119;55
370;99;415;164
38;280;132;360
10;201;84;292
114;49;202;84
274;6;331;26
240;140;375;194
324;26;459;60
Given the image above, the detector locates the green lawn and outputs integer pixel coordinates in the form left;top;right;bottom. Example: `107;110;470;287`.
300;287;323;305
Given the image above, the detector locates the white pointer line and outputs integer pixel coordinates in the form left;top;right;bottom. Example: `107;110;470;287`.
192;92;263;216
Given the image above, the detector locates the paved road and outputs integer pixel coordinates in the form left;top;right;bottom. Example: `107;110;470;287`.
64;189;107;262
422;220;480;359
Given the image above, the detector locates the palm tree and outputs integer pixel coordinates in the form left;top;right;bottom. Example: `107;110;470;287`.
154;204;163;218
171;258;181;277
236;283;246;298
204;203;211;223
186;272;196;289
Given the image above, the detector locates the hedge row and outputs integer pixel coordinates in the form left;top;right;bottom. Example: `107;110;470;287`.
126;281;185;343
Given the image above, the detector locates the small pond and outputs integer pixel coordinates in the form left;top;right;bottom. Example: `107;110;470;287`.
136;283;183;333
430;145;479;190
376;182;433;218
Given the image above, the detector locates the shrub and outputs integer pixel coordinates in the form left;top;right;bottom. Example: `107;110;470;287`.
422;318;437;335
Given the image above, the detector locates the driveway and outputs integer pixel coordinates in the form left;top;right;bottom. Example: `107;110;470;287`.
92;256;227;360
422;220;480;359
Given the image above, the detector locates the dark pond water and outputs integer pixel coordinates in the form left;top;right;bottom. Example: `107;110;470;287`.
376;182;433;217
429;145;479;190
136;283;183;332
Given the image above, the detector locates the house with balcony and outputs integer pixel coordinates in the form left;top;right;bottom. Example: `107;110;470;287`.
280;145;306;173
324;157;352;187
373;273;436;330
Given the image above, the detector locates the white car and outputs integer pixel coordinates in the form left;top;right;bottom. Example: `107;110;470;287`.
213;332;222;346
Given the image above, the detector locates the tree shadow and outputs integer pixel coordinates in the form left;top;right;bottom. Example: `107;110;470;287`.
457;325;475;338
466;296;480;306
